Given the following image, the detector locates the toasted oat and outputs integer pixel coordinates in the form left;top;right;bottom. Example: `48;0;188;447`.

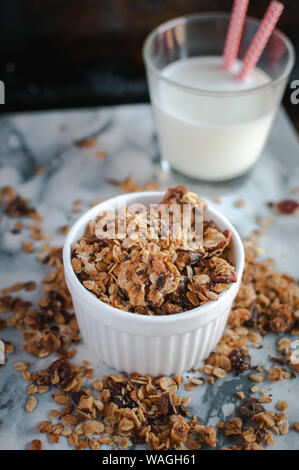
29;439;42;450
119;437;130;449
249;374;264;383
213;367;227;379
37;385;49;394
292;422;299;432
279;420;289;435
38;421;53;433
26;396;37;413
22;370;31;382
4;341;14;354
92;380;103;391
258;217;274;228
22;240;34;254
276;401;289;411
49;409;59;420
157;376;177;394
26;384;38;394
235;199;245;209
14;361;30;371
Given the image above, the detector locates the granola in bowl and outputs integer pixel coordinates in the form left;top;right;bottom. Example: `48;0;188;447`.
70;186;237;315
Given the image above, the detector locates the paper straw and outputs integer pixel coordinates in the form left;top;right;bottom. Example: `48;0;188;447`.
222;0;249;70
237;1;284;80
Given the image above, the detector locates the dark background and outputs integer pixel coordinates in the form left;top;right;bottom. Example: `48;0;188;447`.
0;0;298;128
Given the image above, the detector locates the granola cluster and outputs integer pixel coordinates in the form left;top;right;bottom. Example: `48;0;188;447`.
0;244;80;360
71;186;237;315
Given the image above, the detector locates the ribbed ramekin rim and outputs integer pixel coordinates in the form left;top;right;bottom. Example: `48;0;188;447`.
63;191;244;325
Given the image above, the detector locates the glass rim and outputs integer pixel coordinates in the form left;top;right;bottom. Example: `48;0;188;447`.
142;12;295;97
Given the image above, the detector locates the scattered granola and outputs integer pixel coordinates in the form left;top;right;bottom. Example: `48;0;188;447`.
24;362;219;450
71;186;237;315
107;176;160;194
0;186;41;220
1;185;299;451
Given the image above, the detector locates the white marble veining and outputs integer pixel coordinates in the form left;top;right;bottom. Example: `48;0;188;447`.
0;104;298;450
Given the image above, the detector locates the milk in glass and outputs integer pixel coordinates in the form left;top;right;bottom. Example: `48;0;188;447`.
153;56;274;181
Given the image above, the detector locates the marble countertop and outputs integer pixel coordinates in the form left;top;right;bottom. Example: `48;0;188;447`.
0;104;298;450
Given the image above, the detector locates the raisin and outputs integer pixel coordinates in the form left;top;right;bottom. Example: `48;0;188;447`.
276;199;299;215
238;398;265;418
71;390;88;405
48;358;73;388
256;427;268;443
156;275;166;290
229;348;251;374
177;276;188;295
118;287;129;300
176;251;202;268
109;381;136;409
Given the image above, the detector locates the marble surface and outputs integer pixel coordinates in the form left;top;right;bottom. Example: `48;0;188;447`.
0;104;298;450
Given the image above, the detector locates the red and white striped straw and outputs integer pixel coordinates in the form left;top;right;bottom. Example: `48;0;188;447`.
237;1;284;80
222;0;249;70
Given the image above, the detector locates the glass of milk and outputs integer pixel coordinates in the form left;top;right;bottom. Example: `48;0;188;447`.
143;13;294;182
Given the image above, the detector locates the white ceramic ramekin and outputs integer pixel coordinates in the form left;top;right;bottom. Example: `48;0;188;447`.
63;192;244;376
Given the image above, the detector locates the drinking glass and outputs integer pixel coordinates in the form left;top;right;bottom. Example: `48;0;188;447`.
143;13;295;182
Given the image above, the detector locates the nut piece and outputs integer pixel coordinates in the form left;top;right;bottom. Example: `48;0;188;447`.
14;361;30;371
38;421;53;433
249;373;264;383
118;418;134;434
